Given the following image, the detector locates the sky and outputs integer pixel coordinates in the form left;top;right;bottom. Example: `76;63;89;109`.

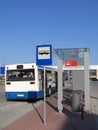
0;0;98;65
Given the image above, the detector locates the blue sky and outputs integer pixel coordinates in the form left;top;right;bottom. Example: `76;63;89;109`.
0;0;98;65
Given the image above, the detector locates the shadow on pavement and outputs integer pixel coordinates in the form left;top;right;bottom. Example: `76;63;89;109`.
32;103;44;123
46;89;97;130
60;113;97;130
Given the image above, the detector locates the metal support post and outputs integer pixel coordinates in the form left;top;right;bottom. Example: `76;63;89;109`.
44;66;46;125
84;49;90;112
58;60;63;113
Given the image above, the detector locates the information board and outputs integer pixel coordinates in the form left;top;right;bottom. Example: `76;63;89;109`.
36;45;52;65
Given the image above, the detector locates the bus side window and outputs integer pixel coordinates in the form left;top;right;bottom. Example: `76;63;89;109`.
38;69;44;80
38;70;42;80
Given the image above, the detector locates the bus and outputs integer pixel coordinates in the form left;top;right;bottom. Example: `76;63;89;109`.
62;65;98;81
5;63;57;100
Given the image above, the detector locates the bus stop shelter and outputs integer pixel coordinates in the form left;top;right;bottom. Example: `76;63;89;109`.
54;48;90;113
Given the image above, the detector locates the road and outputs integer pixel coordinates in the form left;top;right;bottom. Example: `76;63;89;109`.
0;81;98;130
0;86;43;130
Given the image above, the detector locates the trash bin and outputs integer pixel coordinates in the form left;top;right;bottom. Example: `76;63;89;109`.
72;90;84;112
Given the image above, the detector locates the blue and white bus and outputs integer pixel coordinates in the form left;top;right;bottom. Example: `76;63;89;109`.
5;63;57;100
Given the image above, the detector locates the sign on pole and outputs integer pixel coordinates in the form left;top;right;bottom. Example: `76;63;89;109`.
36;45;52;125
36;45;52;65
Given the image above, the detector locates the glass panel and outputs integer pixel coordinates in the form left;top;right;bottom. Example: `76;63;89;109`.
54;48;89;66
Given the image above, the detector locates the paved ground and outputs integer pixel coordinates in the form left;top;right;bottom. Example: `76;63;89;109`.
0;85;43;130
3;90;97;130
1;81;98;130
90;81;98;130
91;98;98;130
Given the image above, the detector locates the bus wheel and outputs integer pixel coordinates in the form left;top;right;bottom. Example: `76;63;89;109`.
48;87;52;96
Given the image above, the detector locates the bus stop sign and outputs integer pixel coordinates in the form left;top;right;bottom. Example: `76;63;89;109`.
36;45;52;65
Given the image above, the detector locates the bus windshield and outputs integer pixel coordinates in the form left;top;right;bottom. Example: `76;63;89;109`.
6;69;35;81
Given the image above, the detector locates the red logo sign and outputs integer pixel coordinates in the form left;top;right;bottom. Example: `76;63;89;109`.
65;60;71;66
65;60;78;66
71;60;78;66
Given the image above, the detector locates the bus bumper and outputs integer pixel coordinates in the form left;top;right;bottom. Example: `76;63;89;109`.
5;91;43;100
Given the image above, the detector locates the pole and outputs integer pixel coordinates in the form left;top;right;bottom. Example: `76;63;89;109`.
84;48;90;112
44;66;46;125
58;60;63;113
